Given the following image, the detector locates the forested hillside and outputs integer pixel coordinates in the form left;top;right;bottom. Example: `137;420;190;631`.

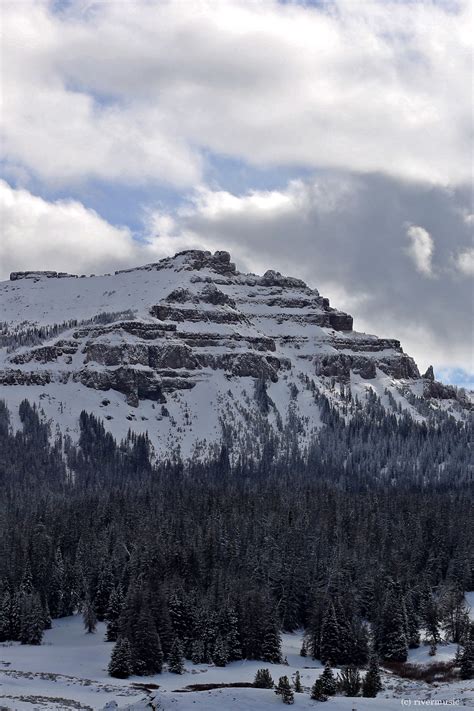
1;396;472;680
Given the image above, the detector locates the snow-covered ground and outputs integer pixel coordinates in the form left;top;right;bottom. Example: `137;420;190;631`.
0;615;472;711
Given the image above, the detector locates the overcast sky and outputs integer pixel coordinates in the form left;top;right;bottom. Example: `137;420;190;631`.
0;0;472;386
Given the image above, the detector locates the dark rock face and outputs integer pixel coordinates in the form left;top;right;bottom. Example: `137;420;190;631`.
150;305;246;325
259;270;307;289
423;365;435;381
328;312;353;331
10;271;78;281
314;352;419;381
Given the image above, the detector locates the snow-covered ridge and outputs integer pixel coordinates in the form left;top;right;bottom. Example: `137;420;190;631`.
0;249;467;457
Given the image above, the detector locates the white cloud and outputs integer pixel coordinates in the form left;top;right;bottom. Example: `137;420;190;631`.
0;180;138;278
455;248;474;276
0;0;471;187
405;225;434;276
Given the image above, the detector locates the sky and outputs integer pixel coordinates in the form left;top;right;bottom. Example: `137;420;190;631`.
0;0;472;387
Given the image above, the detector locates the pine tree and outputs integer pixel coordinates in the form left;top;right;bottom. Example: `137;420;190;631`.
300;640;307;657
362;653;383;697
94;563;114;621
132;609;163;675
19;594;44;645
319;661;336;696
212;635;228;667
261;613;281;663
83;595;97;634
377;587;408;662
108;637;133;679
0;591;11;642
310;678;328;702
191;639;205;664
105;586;124;642
168;638;185;674
320;601;343;665
254;668;274;688
293;670;303;693
459;625;474;680
275;675;294;704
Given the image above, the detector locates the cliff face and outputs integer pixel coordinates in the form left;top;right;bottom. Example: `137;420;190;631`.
0;250;467;458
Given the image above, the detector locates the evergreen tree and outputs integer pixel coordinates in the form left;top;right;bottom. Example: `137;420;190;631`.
254;668;274;688
132;609;163;675
19;594;44;645
108;638;133;679
293;670;303;693
320;601;342;665
310;678;328;702
362;653;382;697
319;661;336;696
94;563;114;621
83;595;97;634
191;639;205;665
275;675;294;704
377;587;408;662
300;640;307;657
168;638;185;674
459;624;474;680
105;586;124;642
212;635;228;667
0;591;11;642
261;613;282;663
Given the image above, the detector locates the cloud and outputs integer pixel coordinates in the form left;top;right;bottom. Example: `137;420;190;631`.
1;0;471;187
0;180;138;277
406;225;434;276
455;248;474;276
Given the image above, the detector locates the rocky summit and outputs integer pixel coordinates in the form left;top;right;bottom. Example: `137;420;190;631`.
0;249;468;458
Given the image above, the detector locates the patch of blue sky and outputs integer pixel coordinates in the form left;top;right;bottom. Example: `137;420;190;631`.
436;367;474;391
203;151;313;196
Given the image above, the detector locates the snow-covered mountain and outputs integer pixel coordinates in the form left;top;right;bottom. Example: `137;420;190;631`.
0;249;468;458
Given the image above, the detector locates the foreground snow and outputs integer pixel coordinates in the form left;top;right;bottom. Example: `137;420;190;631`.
0;615;473;710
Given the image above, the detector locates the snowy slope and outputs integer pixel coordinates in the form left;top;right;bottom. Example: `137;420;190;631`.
1;615;472;711
0;250;468;458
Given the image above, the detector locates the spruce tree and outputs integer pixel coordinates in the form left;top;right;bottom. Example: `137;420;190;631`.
254;668;274;688
275;675;294;704
319;661;336;696
94;563;114;622
261;613;282;663
362;653;382;697
0;591;11;642
300;640;307;657
108;638;133;679
19;594;44;645
293;670;303;692
212;635;228;667
168;638;185;674
310;678;328;702
459;627;474;680
191;639;205;664
320;601;342;665
377;587;408;662
105;586;124;642
132;609;164;675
